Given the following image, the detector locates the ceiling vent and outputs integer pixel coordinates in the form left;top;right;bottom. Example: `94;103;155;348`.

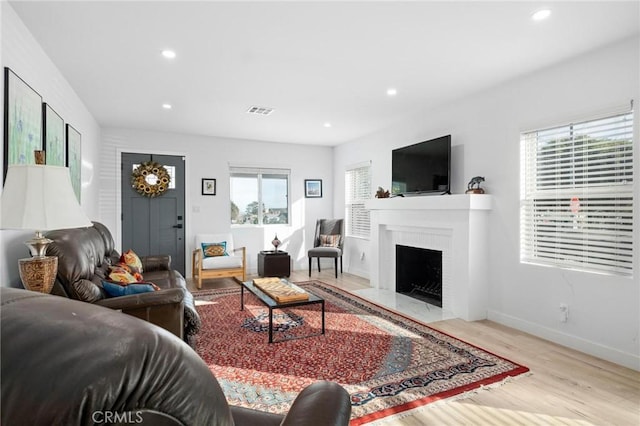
247;106;274;116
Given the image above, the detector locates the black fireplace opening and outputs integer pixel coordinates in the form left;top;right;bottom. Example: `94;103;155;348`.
395;245;442;307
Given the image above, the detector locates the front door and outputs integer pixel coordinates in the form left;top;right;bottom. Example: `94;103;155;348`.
121;153;186;275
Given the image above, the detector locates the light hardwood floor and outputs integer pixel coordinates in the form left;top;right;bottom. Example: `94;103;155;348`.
187;270;640;425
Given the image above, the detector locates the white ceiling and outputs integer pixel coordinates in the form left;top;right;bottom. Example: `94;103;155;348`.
9;1;640;146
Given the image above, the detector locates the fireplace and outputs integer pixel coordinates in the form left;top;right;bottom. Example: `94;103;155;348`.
396;245;442;307
366;195;492;321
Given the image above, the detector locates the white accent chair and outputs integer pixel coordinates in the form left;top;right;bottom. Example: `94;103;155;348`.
192;233;246;289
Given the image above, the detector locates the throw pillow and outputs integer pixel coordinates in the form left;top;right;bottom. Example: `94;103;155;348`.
102;281;157;297
112;263;144;282
108;266;138;284
202;242;227;257
120;249;143;273
320;234;340;248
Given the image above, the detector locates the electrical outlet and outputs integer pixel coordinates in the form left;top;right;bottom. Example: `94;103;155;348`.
559;303;569;323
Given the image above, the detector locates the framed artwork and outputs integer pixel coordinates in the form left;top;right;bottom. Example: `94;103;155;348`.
43;103;65;166
202;178;216;195
3;67;43;181
305;179;322;198
66;124;81;202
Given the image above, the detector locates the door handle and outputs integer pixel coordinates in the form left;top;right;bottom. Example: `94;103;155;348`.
173;224;183;229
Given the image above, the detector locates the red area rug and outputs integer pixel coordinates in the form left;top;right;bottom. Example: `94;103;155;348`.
194;281;528;425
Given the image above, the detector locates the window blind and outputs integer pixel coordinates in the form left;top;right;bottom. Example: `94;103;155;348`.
520;111;634;276
345;164;371;238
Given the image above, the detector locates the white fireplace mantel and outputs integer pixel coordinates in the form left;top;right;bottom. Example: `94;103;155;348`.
366;194;492;211
365;194;492;321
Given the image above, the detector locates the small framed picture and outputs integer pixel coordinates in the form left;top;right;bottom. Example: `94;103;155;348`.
305;179;322;198
202;178;216;195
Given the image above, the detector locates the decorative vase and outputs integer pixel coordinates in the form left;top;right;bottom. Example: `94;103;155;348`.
272;234;281;252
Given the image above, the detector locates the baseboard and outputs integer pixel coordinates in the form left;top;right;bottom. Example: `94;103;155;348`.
487;310;640;371
346;265;369;279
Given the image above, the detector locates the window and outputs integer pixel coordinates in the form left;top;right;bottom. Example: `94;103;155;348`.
520;110;634;276
230;167;289;225
345;163;371;238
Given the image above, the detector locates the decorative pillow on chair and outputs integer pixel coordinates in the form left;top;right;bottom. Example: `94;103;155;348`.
320;234;340;248
108;267;136;283
108;266;143;283
114;263;144;281
120;249;143;273
102;281;158;297
202;242;228;257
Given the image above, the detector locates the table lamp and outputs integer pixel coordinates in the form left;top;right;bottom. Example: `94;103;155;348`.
0;158;92;293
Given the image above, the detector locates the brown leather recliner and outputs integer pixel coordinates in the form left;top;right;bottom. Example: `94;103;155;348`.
45;221;200;347
0;288;352;425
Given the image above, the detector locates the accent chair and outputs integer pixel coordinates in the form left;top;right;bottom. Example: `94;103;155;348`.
192;233;246;288
308;219;344;279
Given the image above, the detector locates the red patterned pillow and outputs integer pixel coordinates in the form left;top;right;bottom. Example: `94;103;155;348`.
108;266;137;284
120;249;143;273
111;263;144;282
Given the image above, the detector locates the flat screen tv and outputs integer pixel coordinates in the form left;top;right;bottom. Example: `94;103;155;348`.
392;135;451;196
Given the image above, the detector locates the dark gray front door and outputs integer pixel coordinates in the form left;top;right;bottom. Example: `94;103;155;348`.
121;153;186;275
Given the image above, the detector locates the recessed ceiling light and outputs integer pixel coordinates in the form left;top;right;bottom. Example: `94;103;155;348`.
387;88;397;96
324;122;332;128
532;9;551;21
161;50;176;59
162;103;172;110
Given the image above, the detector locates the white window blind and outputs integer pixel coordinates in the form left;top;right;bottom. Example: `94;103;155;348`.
345;164;371;238
520;110;634;276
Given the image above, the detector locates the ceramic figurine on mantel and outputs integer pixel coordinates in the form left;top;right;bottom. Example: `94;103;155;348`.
465;176;485;194
271;234;281;252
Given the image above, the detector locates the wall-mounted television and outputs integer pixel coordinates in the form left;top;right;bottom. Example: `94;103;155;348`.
391;135;451;196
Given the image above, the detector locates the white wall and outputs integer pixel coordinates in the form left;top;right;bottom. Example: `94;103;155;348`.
0;3;101;288
334;36;640;370
100;127;334;275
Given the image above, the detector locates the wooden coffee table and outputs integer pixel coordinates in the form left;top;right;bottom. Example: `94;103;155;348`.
235;277;325;343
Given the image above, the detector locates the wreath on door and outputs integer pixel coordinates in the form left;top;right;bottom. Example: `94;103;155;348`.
131;161;171;197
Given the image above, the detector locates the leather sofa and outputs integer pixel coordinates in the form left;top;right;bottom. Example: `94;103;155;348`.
0;288;352;425
45;221;200;347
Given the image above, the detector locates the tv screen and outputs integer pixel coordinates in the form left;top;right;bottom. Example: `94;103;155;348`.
392;135;451;195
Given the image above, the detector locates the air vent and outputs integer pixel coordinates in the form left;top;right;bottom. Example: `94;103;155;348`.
247;106;274;116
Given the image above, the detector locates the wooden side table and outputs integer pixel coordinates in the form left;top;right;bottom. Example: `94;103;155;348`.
257;251;291;277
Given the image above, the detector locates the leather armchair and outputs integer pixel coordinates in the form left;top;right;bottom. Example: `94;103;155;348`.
1;288;352;425
45;221;200;347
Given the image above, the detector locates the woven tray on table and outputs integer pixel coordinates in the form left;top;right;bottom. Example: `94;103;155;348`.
252;277;309;303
